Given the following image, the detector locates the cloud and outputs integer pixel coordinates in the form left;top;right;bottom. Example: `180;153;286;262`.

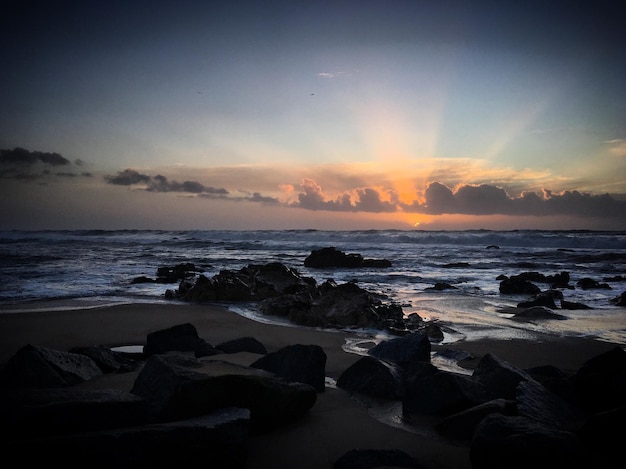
0;147;89;180
606;139;626;157
400;182;625;219
104;169;228;196
104;169;151;185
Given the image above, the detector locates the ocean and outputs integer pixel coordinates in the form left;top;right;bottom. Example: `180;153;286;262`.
1;229;625;346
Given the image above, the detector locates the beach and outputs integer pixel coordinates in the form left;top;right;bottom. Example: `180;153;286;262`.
1;302;622;469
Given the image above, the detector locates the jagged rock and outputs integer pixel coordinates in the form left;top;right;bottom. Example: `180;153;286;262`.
610;291;626;306
577;405;626;468
336;355;404;400
471;353;536;400
470;414;581;469
250;344;327;392
510;306;567;321
434;398;516;442
499;276;541;295
143;323;220;358
524;364;577;405
0;387;150;439
334;448;420;469
368;331;431;368
69;345;142;373
0;344;102;388
131;354;317;434
569;346;626;413
559;299;592;310
402;362;491;417
304;246;391;268
515;380;582;430
215;337;268;355
576;277;611;290
6;407;250;469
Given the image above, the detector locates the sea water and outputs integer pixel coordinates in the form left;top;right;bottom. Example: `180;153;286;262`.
1;229;625;344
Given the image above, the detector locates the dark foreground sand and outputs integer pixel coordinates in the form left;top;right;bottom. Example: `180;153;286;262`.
0;303;622;469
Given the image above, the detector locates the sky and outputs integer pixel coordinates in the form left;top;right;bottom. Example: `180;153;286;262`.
1;0;625;230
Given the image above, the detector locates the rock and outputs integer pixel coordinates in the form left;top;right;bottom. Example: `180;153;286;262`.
143;323;220;358
402;362;491;417
434;398;516;442
368;331;431;369
304;247;391;268
336;355;404;400
5;407;250;469
69;345;142;373
334;448;420;469
471;353;536;400
559;299;592;310
0;344;102;388
610;291;626;306
0;387;150;439
569;346;626;413
510;306;567;321
515;380;582;430
250;344;327;392
499;276;541;295
215;337;267;355
576;277;611;290
131;354;317;434
470;414;581;469
577;405;626;468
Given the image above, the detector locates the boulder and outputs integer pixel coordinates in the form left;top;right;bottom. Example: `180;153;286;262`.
0;344;102;388
6;407;250;469
336;355;404;400
334;449;420;469
470;414;581;469
131;354;317;434
215;336;268;355
471;353;536;400
143;323;220;358
434;398;516;442
304;247;391;268
250;344;326;392
69;345;142;373
368;331;431;369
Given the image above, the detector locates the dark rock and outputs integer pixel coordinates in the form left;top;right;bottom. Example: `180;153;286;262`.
471;353;536;400
576;277;611;290
0;387;150;439
510;306;567;321
6;407;250;469
215;337;267;355
559;299;592;310
0;344;102;388
250;344;326;392
434;398;516;442
524;364;577;404
610;291;626;306
368;331;431;369
304;247;391;268
131;355;316;434
334;448;421;469
143;323;220;358
403;362;491;417
470;414;581;469
131;276;155;284
69;345;142;373
499;276;541;295
336;355;404;400
156;262;202;283
515;380;582;430
577;405;626;468
569;346;626;413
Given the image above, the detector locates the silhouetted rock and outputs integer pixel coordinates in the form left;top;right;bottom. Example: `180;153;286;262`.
143;323;219;358
304;247;391;268
336;355;404;400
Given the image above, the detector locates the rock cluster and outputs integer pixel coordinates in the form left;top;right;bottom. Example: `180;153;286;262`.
165;261;427;335
2;322;624;468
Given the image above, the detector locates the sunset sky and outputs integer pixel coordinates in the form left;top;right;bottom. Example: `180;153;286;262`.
1;1;624;230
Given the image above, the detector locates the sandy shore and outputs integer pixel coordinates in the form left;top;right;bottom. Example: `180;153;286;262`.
0;302;622;469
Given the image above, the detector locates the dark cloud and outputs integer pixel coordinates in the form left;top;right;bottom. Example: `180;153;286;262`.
0;147;71;166
104;169;151;185
104;169;228;196
0;147;90;181
294;178;394;213
401;182;626;219
291;178;625;220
